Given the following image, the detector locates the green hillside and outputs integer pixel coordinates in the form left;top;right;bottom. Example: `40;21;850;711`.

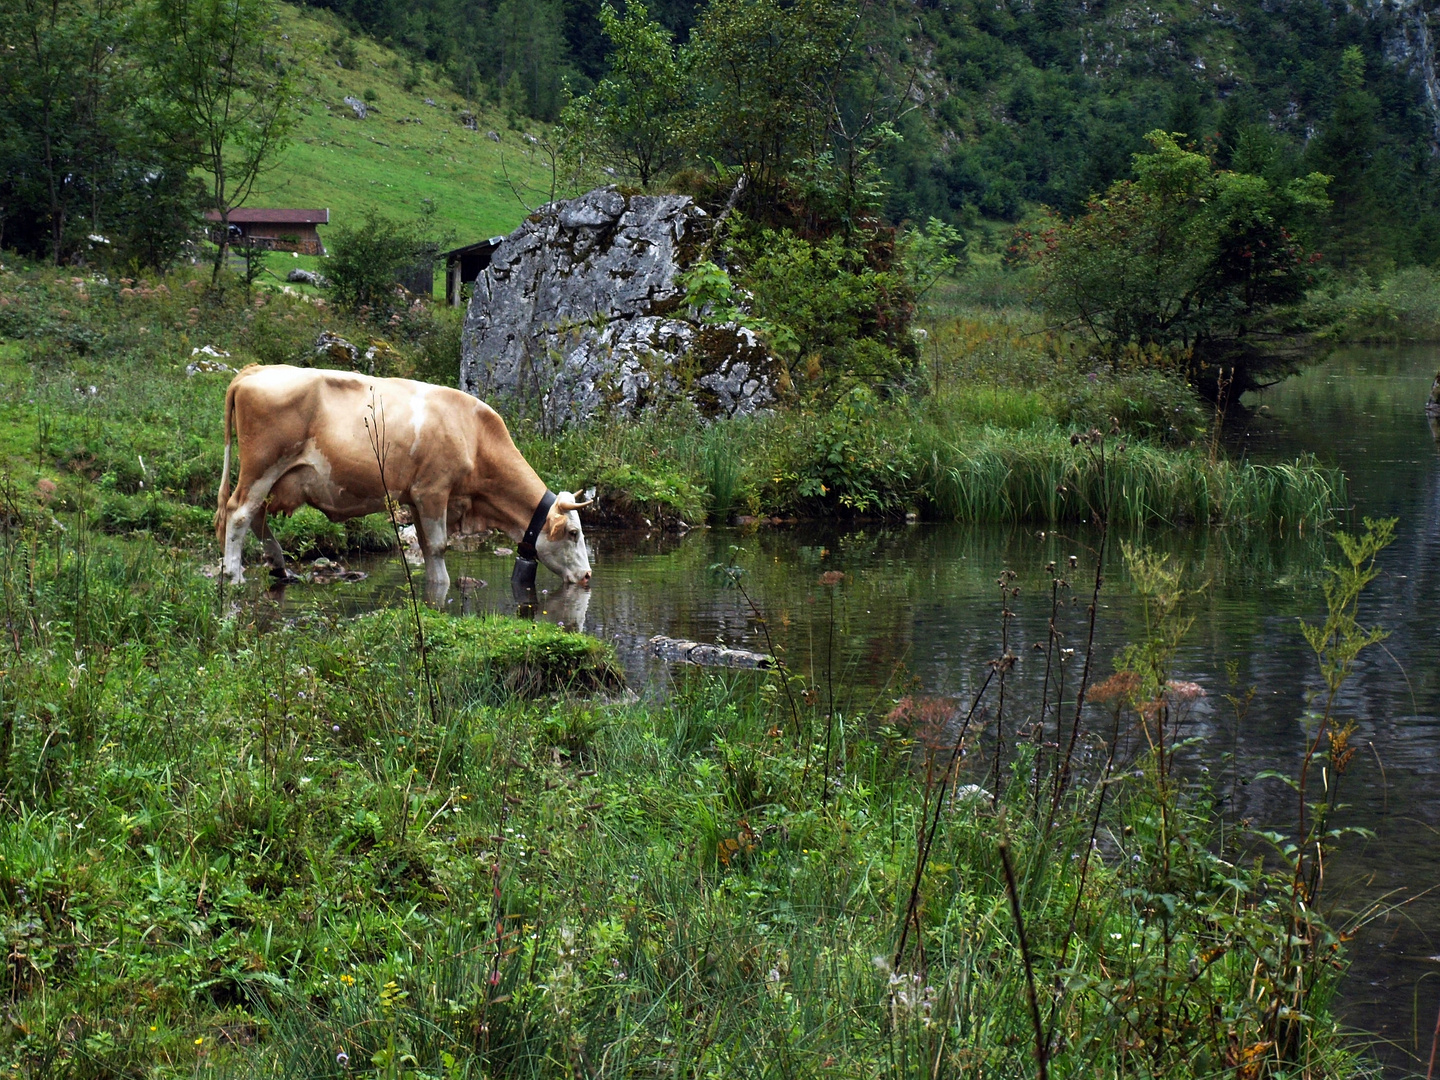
250;4;551;247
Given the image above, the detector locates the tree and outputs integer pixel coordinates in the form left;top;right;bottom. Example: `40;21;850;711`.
151;0;299;283
0;0;136;260
559;0;688;189
1035;131;1330;351
1308;46;1380;268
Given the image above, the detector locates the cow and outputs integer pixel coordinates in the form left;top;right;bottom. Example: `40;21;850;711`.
214;364;592;596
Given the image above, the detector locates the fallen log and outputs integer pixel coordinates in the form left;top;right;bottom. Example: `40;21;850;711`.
649;635;777;669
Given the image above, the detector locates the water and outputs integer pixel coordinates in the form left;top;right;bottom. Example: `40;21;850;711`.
281;345;1440;1070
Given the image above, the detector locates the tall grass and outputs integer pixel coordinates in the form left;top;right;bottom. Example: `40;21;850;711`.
920;425;1344;529
0;479;1379;1078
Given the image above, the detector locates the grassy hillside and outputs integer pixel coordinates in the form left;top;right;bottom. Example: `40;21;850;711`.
250;4;552;249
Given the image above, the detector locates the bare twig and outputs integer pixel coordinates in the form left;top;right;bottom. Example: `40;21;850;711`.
1000;828;1049;1080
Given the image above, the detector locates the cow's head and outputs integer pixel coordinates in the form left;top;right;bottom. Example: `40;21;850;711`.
534;488;593;587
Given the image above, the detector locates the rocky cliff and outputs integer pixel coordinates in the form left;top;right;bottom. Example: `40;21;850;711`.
459;187;778;428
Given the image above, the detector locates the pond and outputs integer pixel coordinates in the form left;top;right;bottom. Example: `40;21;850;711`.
277;345;1440;1071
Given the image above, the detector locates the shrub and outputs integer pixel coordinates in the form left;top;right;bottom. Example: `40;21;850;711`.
727;227;915;399
325;209;442;317
1030;131;1331;352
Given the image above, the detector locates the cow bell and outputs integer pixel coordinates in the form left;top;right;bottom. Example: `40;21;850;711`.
511;555;539;594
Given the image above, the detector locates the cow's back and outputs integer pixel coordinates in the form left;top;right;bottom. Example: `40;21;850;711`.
231;365;480;503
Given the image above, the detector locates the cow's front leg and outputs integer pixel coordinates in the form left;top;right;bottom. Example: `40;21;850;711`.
411;496;451;601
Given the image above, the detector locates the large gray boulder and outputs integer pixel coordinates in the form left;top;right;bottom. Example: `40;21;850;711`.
460;186;778;427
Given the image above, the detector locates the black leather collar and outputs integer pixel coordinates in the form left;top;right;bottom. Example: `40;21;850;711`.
517;490;556;560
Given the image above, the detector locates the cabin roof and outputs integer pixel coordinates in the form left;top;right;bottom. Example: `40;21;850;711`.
203;208;330;225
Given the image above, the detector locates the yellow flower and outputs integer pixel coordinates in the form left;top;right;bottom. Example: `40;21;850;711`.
149;1026;157;1032
194;1037;204;1045
340;974;355;985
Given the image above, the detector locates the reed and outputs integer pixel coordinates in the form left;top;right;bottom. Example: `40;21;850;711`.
920;425;1342;529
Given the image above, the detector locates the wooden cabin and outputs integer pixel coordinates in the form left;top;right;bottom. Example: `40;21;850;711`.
441;236;506;306
205;208;329;255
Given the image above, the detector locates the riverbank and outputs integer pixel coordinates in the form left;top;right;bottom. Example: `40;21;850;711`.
0;258;1343;559
0;499;1374;1077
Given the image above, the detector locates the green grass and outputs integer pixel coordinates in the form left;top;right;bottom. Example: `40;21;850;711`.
250;6;554;257
0;255;1345;570
0;502;1371;1078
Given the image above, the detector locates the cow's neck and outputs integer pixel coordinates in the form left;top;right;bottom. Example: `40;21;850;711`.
484;468;549;542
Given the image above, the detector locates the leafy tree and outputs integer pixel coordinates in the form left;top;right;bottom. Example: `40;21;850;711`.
150;0;300;283
559;0;688;189
1034;131;1330;350
0;0;189;263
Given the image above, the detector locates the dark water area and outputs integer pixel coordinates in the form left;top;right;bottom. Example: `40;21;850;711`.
277;345;1440;1071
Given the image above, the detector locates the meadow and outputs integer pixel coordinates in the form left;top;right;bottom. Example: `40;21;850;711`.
0;471;1381;1078
252;5;554;252
0;244;1382;1077
0;259;1344;559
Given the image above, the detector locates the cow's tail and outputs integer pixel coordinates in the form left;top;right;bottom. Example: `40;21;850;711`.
214;377;238;542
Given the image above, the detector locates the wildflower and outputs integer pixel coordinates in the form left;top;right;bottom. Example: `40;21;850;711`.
1090;670;1140;704
339;974;355;985
336;1051;350;1067
194;1037;204;1045
1165;679;1205;701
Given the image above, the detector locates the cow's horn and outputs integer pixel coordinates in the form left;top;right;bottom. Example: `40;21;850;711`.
554;497;593;513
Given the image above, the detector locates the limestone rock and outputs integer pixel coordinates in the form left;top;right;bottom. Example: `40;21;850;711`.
288;268;327;286
342;96;367;119
315;331;359;365
460;186;779;427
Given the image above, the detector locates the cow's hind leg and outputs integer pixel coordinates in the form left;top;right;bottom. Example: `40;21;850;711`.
254;509;296;582
221;462;289;585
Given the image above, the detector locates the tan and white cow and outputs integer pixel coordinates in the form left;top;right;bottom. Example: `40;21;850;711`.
215;364;592;594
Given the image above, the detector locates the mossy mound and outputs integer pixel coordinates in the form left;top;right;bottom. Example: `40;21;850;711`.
346;609;624;697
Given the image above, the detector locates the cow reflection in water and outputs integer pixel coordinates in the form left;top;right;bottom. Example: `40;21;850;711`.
504;579;592;634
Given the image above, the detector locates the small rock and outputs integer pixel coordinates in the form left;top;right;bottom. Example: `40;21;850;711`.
423;98;436;106
493;546;513;557
315;330;359;365
186;345;234;377
288;268;327;286
343;95;367;119
486;130;500;141
458;110;478;130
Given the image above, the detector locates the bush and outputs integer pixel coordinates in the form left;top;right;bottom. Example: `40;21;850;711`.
325;208;442;317
1030;131;1331;352
727;227;915;399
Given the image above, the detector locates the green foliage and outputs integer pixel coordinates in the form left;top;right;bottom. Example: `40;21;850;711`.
1033;132;1330;351
150;0;302;280
559;0;687;188
900;217;967;303
0;0;199;266
1302;265;1440;341
728;227;914;397
325;209;443;317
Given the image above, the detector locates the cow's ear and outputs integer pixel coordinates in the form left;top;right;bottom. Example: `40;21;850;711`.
545;510;568;542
